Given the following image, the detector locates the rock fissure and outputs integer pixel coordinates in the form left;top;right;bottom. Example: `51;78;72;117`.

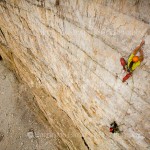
82;137;90;150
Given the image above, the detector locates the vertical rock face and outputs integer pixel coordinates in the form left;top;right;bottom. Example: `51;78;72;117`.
0;0;150;149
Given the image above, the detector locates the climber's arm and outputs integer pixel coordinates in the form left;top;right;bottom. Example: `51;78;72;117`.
132;45;141;55
132;40;145;55
139;49;144;62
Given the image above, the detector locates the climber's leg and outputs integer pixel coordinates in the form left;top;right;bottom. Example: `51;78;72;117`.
114;127;121;133
122;72;132;82
120;58;127;70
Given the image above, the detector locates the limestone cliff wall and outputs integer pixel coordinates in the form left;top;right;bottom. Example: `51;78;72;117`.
0;0;150;149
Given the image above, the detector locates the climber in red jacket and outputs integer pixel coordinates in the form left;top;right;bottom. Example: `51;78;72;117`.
110;121;120;133
120;40;145;82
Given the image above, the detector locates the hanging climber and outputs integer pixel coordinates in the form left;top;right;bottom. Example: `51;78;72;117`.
120;40;145;82
109;121;120;133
